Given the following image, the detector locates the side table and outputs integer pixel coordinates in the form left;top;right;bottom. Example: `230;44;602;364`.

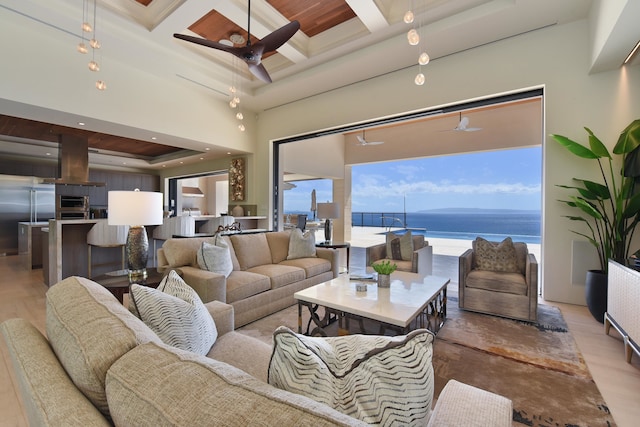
92;270;165;304
316;241;350;273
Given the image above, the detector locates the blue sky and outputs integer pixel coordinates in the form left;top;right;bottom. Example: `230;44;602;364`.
284;147;542;214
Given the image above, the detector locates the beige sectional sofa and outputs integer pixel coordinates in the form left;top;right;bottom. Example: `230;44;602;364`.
2;276;513;426
157;230;338;327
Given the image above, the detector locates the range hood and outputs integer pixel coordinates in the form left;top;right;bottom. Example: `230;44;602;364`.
182;186;204;197
43;135;105;186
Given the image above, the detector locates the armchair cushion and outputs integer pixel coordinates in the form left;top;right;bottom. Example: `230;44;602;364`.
465;270;528;295
473;237;519;273
268;326;434;426
386;231;414;261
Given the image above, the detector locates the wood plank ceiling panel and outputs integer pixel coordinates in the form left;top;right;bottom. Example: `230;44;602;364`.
0;115;181;158
267;0;356;37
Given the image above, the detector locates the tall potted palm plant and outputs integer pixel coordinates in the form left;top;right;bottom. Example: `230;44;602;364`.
552;119;640;322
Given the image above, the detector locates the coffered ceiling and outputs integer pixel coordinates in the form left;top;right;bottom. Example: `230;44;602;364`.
0;0;637;170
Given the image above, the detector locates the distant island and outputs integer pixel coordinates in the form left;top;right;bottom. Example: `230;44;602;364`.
415;208;541;215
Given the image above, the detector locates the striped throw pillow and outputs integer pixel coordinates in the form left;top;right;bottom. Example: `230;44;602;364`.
129;270;217;355
268;327;434;426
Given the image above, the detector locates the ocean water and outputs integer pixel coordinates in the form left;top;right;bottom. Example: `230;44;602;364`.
351;211;541;244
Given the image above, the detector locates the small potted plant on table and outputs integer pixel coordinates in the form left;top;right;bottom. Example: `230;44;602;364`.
372;260;397;288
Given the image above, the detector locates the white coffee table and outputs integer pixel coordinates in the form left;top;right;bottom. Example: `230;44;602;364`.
294;271;449;336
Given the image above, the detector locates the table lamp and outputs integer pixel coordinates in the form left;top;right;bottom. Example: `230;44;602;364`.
108;189;163;283
317;202;340;243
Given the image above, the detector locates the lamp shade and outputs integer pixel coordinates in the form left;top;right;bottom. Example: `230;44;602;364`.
108;190;163;226
317;202;340;219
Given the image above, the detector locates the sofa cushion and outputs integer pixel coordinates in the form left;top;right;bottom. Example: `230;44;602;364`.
226;271;272;303
386;231;413;261
248;264;306;289
265;230;291;264
230;233;273;270
268;326;434;426
280;257;332;278
129;270;217;355
473;237;519;273
466;269;529;295
163;237;216;268
197;237;233;277
46;276;161;419
221;235;241;271
287;229;317;260
106;342;368;427
206;331;272;383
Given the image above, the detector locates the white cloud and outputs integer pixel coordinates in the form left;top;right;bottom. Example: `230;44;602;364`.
354;177;540;199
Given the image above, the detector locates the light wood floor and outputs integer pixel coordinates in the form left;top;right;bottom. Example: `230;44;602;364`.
1;254;639;426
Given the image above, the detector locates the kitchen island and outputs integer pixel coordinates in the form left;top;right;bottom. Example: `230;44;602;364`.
18;221;50;270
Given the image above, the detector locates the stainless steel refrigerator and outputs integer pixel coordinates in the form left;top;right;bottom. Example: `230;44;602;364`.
0;175;55;255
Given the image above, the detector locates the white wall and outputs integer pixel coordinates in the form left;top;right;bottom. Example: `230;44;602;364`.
256;19;640;305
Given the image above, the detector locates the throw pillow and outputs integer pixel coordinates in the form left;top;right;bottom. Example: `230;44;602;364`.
385;230;413;261
196;236;233;277
474;237;519;273
286;228;317;260
129;270;217;355
268;326;434;426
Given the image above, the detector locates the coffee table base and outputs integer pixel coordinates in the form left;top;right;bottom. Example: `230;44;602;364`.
298;286;447;336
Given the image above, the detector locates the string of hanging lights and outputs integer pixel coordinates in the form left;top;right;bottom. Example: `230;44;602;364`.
77;0;106;90
405;1;429;86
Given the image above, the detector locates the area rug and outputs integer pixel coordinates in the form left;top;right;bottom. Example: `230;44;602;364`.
237;296;615;426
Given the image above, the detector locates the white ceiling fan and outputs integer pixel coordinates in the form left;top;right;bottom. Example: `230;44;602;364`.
356;130;384;146
452;112;482;132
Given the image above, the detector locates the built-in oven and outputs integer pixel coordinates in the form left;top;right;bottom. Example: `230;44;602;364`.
56;195;89;220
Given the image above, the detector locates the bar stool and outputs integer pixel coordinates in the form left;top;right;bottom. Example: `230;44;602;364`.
87;221;129;278
152;216;196;263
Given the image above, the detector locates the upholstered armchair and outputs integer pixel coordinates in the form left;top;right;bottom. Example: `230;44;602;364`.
458;237;538;322
366;232;433;275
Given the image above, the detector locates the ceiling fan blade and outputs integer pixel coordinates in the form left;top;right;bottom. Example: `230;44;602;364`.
463;127;482;132
248;63;272;83
173;33;235;54
366;140;384;145
260;20;300;52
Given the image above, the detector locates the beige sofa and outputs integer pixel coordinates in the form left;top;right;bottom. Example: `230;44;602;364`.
1;276;512;426
157;231;338;327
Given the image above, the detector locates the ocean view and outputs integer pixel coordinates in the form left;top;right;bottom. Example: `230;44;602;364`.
352;210;541;244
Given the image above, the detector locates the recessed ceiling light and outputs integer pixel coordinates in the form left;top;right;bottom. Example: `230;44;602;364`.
45;152;51;156
151;136;157;140
180;161;183;164
199;157;204;160
162;164;166;167
227;152;231;155
78;122;85;126
205;147;210;151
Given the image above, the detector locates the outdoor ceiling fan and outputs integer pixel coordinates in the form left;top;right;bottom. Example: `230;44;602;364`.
440;112;482;132
451;112;482;132
173;0;300;83
356;130;384;146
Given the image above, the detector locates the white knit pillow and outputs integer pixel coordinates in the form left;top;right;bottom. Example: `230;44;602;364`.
287;228;316;260
268;327;434;426
129;270;217;355
197;237;233;277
